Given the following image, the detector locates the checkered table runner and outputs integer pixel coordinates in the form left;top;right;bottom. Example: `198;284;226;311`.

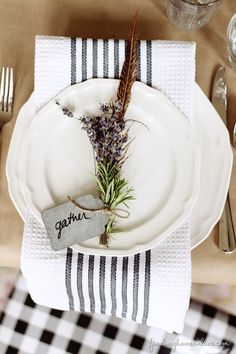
0;274;235;354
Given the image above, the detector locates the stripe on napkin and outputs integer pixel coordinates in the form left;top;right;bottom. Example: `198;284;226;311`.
65;38;152;322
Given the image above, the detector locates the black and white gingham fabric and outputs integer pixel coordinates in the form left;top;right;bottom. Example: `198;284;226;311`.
0;275;235;354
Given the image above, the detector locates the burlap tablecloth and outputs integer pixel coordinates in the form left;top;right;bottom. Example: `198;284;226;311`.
0;0;235;284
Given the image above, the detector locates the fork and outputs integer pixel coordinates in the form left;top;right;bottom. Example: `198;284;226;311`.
0;67;13;130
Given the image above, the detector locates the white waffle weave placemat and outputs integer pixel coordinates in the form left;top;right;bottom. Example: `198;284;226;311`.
21;37;196;333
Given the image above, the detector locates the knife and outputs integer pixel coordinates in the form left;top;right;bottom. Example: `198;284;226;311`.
212;66;236;253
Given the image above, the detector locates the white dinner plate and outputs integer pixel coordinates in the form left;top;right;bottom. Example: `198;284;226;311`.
16;80;200;256
6;80;232;253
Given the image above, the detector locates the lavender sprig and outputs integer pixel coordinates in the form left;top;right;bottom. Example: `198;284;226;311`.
55;100;74;118
80;101;129;166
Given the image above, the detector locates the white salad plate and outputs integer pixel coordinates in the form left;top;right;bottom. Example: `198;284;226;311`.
6;79;232;254
15;80;200;255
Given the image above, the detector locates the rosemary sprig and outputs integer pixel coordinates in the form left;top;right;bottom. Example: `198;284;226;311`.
95;162;133;207
95;161;134;246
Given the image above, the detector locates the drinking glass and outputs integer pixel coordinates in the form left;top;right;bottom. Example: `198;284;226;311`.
167;0;222;30
227;14;236;71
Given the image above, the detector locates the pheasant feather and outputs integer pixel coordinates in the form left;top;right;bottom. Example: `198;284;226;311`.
117;14;138;118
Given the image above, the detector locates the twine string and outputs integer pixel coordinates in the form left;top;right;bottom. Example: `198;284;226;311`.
67;196;130;219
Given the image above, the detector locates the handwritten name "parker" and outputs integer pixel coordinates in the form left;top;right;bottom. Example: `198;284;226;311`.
55;212;91;239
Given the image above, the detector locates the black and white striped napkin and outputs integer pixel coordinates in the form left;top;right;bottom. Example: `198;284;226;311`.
21;37;195;333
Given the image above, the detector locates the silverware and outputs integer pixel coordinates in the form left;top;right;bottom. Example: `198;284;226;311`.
212;66;236;253
233;123;236;147
0;67;13;130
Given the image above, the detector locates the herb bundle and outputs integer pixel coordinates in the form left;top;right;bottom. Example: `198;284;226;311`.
57;15;138;247
81;101;134;246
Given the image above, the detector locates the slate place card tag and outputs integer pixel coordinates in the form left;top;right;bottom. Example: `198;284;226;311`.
41;194;110;251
